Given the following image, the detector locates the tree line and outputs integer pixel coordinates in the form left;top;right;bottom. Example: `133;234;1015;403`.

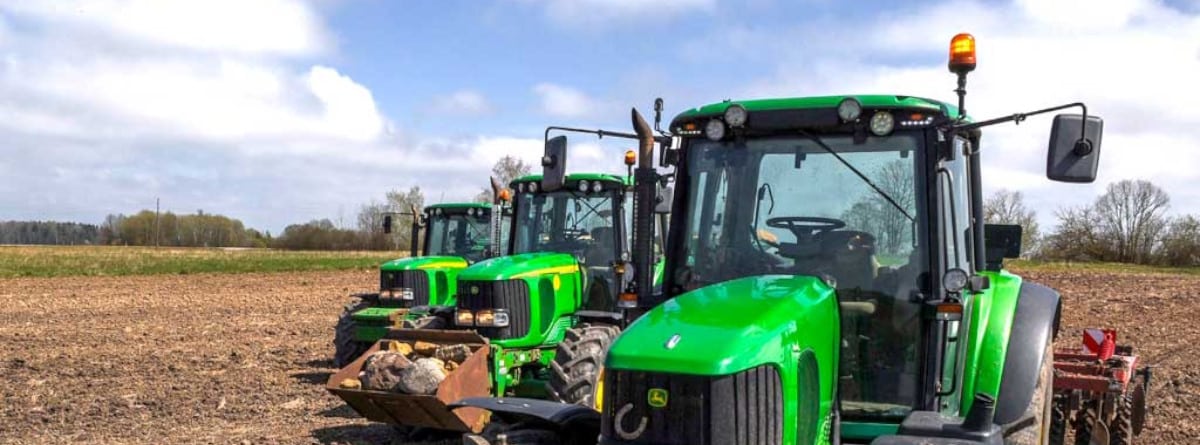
987;179;1200;267
0;221;100;245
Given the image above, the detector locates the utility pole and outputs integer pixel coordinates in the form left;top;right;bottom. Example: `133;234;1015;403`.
155;197;161;248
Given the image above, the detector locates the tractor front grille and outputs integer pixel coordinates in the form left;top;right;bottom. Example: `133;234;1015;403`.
379;270;430;307
601;365;783;445
456;279;530;339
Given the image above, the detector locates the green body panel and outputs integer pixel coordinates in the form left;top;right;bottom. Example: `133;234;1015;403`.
457;252;583;350
352;307;403;322
956;270;1023;415
606;275;841;445
380;255;470;306
673;94;961;122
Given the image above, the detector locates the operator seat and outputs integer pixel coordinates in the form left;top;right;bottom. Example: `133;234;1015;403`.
583;227;615;267
819;231;877;291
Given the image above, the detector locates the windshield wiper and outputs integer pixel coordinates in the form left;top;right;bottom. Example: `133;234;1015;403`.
799;131;915;222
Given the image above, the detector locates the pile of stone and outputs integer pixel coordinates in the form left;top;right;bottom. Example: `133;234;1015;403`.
338;341;472;395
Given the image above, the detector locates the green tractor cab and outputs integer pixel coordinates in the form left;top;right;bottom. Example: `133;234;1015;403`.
333;187;511;368
462;34;1117;445
596;35;1105;445
328;128;669;435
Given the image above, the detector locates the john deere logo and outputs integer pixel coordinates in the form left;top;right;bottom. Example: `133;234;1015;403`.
470;285;480;295
647;388;668;408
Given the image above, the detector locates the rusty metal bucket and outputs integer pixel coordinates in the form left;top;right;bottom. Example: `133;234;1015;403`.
326;329;493;432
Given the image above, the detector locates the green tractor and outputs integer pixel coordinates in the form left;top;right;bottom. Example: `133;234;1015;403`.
327;130;668;434
333;182;510;367
461;34;1112;445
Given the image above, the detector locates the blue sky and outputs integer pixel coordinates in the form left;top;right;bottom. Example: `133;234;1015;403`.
2;0;1199;233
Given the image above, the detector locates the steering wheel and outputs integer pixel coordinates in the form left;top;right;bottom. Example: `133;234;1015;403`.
766;216;846;239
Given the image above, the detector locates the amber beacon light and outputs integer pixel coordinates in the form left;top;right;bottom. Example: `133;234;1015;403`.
948;33;977;73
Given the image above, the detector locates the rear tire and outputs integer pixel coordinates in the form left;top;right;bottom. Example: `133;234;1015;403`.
1110;387;1135;445
1006;337;1054;445
548;324;620;407
1049;398;1067;445
333;296;371;368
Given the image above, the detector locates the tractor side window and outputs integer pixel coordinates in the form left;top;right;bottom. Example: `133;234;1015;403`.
939;138;973;273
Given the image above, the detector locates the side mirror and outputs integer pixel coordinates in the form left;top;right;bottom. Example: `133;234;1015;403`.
983;224;1022;271
1047;114;1103;183
382;215;393;234
541;135;568;192
655;185;673;214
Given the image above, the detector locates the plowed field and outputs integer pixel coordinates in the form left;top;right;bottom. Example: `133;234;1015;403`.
0;267;1194;444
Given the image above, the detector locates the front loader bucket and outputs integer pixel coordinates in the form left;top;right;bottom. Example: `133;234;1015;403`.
326;329;492;432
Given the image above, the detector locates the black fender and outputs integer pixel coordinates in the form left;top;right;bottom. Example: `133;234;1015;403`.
994;281;1061;425
451;397;599;441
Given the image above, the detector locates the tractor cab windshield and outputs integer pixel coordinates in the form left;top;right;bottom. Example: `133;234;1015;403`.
424;210;494;263
512;185;622;269
670;132;932;420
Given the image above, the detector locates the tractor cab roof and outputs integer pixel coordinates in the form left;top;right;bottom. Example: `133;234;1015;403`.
425;202;491;215
511;173;631;189
670;94;969;133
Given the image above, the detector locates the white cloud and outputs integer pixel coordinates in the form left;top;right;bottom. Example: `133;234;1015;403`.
432;90;495;115
525;0;715;28
533;82;598;118
1;0;328;56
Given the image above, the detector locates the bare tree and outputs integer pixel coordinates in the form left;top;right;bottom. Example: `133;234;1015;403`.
1094;179;1170;264
983;189;1039;256
1157;215;1200;266
476;155;531;202
840;160;915;257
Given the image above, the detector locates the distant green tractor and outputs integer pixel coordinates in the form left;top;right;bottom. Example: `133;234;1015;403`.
461;34;1121;445
333;185;510;367
327;129;668;434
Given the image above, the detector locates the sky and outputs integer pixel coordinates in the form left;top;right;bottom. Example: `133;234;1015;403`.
1;0;1199;234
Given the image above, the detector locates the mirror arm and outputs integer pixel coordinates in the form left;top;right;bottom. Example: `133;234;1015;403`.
950;102;1088;137
545;125;639;143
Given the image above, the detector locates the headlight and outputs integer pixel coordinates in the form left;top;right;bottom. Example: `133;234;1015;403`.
456;309;474;326
704;118;726;141
528;181;538;193
475;308;509;327
837;97;863;122
723;104;748;127
435;208;444;216
592;181;603;193
578;180;590;192
399;288;414;300
869;111;895;136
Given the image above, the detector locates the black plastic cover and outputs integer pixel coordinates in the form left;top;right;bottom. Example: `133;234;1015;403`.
1046;114;1103;183
993;281;1060;425
983;224;1022;271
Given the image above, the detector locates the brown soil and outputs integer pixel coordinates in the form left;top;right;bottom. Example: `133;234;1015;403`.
1020;268;1200;444
0;268;1194;444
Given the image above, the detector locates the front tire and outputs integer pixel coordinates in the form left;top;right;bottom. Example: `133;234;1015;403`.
1006;337;1054;445
548;324;620;407
333;296;372;368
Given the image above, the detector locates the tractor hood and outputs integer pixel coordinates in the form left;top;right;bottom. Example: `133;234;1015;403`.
380;255;469;272
456;252;579;281
607;274;838;376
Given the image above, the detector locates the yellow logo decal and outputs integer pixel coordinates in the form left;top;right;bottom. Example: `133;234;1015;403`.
553;274;562;291
647;388;668;408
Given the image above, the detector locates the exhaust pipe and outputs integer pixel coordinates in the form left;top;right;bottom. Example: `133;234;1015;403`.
489;176;505;258
628;108;657;310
